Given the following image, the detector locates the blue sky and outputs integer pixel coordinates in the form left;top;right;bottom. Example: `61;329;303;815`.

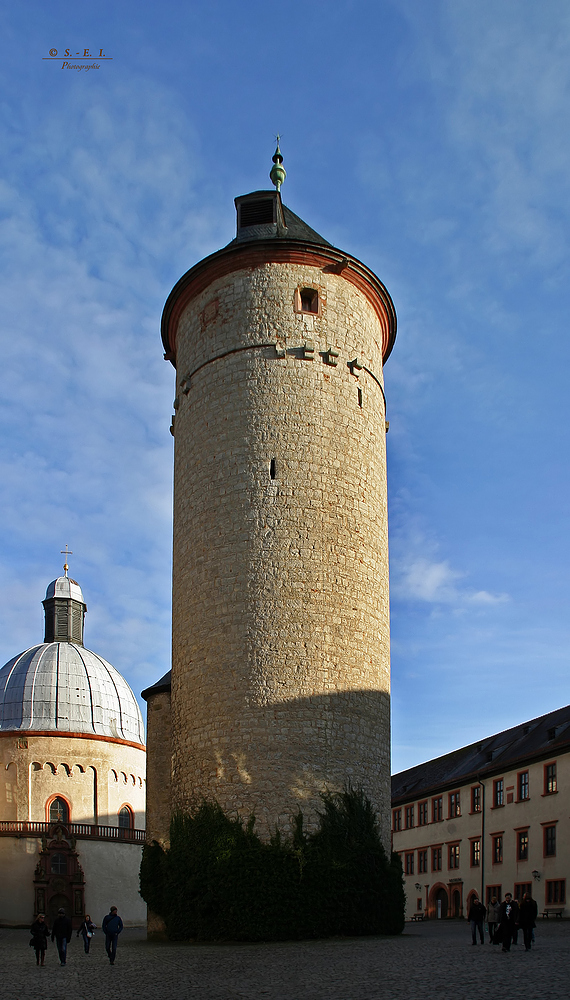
0;1;569;773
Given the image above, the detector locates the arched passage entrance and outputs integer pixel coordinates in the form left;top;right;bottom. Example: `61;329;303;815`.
429;883;449;919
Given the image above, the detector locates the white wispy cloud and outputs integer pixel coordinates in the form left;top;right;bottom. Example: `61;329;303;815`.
392;554;509;607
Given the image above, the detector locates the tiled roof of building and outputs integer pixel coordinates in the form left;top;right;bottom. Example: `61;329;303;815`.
392;703;570;804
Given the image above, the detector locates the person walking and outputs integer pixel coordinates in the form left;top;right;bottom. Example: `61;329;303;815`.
467;894;486;945
30;913;50;966
102;906;123;965
518;891;538;951
76;914;96;954
498;892;519;952
51;907;72;966
487;895;501;943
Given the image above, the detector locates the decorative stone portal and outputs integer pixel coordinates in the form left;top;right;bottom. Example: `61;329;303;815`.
33;824;85;927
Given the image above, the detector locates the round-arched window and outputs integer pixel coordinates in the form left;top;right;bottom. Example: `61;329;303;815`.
49;797;69;824
50;853;67;875
118;806;133;829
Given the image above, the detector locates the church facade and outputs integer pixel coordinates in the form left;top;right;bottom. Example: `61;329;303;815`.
0;572;146;927
144;150;397;852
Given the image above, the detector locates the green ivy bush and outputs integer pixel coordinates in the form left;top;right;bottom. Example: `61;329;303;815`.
140;787;405;941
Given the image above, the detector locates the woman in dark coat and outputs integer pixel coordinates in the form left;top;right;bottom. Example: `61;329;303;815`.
76;914;96;954
518;892;538;951
30;914;49;966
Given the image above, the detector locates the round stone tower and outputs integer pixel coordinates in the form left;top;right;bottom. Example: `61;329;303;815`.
162;149;396;845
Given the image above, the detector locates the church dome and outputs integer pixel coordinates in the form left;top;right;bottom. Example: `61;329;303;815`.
0;573;145;745
0;643;145;744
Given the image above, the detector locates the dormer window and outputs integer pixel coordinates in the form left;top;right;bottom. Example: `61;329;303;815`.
239;198;275;228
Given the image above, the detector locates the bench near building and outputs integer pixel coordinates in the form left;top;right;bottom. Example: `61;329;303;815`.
392;705;570;921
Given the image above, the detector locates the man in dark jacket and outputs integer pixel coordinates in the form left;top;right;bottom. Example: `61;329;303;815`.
518;892;538;951
498;892;519;952
467;895;486;944
51;907;72;965
102;906;123;965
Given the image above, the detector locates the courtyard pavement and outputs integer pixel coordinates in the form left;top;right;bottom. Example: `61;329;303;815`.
1;919;567;1000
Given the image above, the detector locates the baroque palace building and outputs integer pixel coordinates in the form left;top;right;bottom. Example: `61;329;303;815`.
0;568;146;927
143;146;397;864
392;704;570;921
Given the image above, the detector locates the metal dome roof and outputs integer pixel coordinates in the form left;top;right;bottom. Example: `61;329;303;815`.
0;642;145;745
44;576;85;604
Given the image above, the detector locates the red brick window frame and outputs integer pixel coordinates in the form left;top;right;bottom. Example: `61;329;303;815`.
486;885;502;904
432;846;442;872
118;804;134;829
392;808;402;832
543;823;557;857
517;829;529;861
46;794;71;825
492;834;503;864
405;805;414;829
514;882;532;902
448;843;460;869
471;785;481;813
517;769;529;801
418;800;428;826
493;778;504;807
405;852;415;876
418;849;428;874
546;879;566;905
448;791;461;818
544;762;557;795
470;838;481;867
432;796;443;822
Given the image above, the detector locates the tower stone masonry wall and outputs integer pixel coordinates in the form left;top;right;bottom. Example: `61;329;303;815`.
171;259;392;848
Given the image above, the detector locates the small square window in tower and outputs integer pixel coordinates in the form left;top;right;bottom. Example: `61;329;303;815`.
300;288;319;314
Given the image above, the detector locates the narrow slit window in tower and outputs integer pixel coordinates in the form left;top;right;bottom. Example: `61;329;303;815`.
270;459;276;480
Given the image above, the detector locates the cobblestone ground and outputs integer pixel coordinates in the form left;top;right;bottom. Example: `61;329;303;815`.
1;920;567;1000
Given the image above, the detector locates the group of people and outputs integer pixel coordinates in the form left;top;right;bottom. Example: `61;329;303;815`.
30;906;123;966
467;892;538;952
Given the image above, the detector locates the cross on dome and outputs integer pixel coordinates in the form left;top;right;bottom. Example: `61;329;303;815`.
60;543;73;577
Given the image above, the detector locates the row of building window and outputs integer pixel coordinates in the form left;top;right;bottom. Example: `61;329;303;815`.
49;796;134;828
394;764;557;831
484;881;566;906
402;824;558;875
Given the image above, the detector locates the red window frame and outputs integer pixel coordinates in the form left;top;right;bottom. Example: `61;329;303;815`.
448;791;461;818
544;824;556;857
544;762;557;795
448;844;460;869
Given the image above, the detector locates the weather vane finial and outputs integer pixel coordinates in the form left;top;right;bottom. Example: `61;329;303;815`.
60;544;73;577
270;135;286;192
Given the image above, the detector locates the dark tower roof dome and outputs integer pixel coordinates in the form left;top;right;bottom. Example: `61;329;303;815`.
161;144;397;368
0;576;145;745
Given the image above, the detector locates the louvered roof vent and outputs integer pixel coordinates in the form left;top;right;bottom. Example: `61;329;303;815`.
234;190;287;242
